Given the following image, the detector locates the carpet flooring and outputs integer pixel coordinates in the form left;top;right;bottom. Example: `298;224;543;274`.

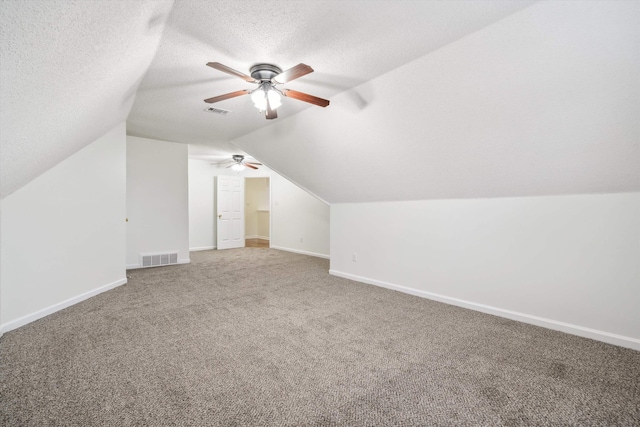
1;248;639;426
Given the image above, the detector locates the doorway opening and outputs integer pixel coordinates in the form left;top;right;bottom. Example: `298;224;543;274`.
244;177;270;248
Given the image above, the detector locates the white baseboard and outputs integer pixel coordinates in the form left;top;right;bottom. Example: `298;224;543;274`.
0;278;127;335
126;258;190;270
190;246;216;252
329;270;640;351
271;245;330;260
245;235;270;240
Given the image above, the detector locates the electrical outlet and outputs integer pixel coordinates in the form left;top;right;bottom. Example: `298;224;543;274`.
352;253;358;262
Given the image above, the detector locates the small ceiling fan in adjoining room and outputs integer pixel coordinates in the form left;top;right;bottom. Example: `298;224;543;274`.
204;62;330;120
211;154;262;171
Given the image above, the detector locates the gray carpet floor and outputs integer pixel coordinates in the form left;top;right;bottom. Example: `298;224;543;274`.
1;248;639;426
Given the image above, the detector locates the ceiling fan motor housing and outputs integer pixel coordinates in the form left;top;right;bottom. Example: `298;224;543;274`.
250;64;282;81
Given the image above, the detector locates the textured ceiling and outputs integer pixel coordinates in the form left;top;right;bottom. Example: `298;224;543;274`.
2;1;638;203
0;0;173;198
126;0;536;155
233;1;640;203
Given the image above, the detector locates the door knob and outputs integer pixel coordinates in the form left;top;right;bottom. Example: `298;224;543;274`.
218;214;222;218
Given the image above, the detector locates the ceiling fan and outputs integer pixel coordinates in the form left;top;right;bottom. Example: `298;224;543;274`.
204;62;330;120
212;154;262;171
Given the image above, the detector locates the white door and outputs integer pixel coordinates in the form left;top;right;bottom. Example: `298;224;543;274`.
216;175;245;249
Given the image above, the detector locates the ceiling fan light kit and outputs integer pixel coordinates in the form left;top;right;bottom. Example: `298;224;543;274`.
204;62;329;120
250;85;282;111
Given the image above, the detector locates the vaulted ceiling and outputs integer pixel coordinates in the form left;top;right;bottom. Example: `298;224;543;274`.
2;1;638;202
1;0;173;198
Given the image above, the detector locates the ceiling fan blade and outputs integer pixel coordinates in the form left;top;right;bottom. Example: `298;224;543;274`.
245;162;262;166
206;62;258;83
245;164;259;170
204;89;249;104
282;89;330;107
265;96;277;120
271;63;313;84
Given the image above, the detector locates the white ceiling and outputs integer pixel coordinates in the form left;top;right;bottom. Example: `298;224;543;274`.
0;0;173;198
232;1;640;203
2;1;638;203
126;0;535;154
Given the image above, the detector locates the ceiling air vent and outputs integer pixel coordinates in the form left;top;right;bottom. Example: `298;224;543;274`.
204;106;231;115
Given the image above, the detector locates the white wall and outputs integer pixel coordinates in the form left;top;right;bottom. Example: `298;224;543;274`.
127;136;189;268
188;159;329;258
245;177;270;239
330;192;640;350
270;173;330;258
188;159;217;251
0;122;127;332
232;1;639;204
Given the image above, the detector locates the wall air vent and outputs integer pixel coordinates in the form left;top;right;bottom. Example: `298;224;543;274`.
140;252;179;268
204;106;231;115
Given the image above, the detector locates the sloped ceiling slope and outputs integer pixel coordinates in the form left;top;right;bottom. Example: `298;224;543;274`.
127;0;535;156
233;1;640;203
0;0;173;198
